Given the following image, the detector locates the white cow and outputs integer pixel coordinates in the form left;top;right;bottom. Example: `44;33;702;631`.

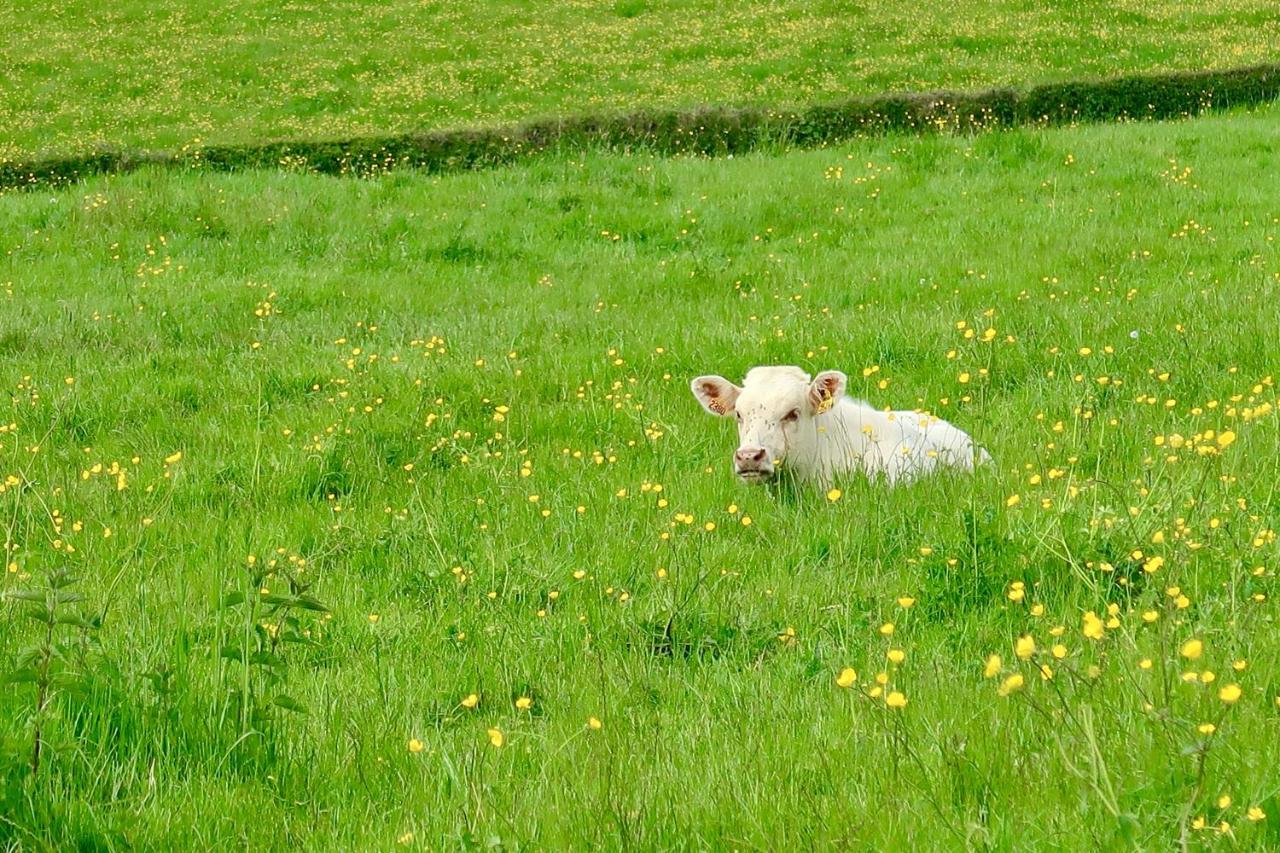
691;366;990;485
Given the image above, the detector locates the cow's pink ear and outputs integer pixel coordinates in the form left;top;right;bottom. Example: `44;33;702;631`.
808;370;847;413
691;375;740;416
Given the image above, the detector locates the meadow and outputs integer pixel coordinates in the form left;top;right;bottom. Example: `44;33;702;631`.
3;0;1280;161
1;99;1278;848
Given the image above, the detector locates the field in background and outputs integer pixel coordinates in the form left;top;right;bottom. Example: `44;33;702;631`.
2;104;1278;847
3;0;1279;160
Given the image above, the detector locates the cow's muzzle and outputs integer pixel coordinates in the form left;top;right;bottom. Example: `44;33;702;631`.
734;447;774;481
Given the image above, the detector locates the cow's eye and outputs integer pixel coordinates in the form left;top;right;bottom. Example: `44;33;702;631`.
783;409;800;423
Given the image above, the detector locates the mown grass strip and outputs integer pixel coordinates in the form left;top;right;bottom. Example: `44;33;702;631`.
4;62;1279;192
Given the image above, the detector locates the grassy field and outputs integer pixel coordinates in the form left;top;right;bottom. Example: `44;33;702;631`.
3;0;1279;161
1;102;1278;848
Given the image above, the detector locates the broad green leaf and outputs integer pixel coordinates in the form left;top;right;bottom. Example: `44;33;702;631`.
49;571;79;589
272;694;307;714
220;644;247;661
249;651;285;669
22;606;54;625
1;668;38;685
294;595;330;613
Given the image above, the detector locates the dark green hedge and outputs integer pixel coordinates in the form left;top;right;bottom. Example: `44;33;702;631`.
3;62;1279;192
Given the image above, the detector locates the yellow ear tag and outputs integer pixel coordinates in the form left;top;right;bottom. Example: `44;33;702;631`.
815;390;834;415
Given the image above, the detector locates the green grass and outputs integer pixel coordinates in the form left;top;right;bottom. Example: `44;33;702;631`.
3;0;1279;160
2;105;1280;849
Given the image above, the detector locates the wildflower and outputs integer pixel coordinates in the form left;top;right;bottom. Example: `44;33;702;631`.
998;673;1025;696
896;596;916;608
879;623;895;636
826;488;842;502
1198;723;1216;735
1007;581;1025;602
1181;638;1204;660
515;697;533;711
461;693;479;709
1217;430;1236;448
983;655;1002;678
1219;683;1242;704
1082;611;1104;640
1247;807;1265;822
487;728;505;748
1015;635;1035;660
407;738;424;753
587;717;602;730
1006;494;1021;507
885;691;907;709
1217;794;1232;809
887;649;906;664
836;668;857;688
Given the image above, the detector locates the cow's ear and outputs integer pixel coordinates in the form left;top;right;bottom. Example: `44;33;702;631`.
808;370;847;414
691;375;741;416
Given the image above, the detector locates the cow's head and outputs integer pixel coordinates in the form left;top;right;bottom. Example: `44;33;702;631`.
691;366;847;482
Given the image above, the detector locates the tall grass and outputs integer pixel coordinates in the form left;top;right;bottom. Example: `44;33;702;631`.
1;105;1278;848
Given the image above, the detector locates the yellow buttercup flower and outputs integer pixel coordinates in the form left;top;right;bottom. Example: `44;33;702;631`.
998;673;1025;696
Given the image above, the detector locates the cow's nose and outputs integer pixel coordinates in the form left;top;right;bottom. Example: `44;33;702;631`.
734;447;767;465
